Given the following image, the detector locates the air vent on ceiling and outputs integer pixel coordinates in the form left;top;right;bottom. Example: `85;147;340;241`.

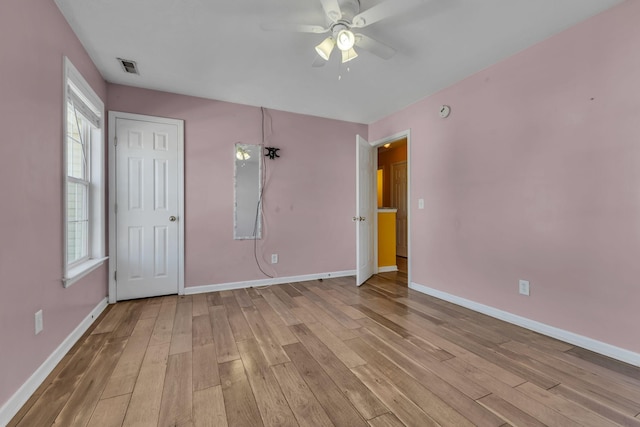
117;58;139;75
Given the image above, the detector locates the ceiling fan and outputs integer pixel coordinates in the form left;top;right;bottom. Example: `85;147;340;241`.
262;0;425;66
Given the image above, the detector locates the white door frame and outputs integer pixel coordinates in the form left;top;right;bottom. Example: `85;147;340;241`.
108;111;185;303
370;129;411;286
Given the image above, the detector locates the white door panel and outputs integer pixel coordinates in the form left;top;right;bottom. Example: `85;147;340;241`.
356;135;374;286
115;118;180;300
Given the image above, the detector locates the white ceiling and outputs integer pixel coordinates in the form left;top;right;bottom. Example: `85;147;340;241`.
54;0;623;124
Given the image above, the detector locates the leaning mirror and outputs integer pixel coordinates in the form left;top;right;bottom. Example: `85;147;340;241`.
234;143;262;239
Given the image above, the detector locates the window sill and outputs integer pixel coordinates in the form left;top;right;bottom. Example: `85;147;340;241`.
63;257;108;288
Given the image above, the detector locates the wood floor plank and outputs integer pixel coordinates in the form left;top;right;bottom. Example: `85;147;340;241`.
566;347;640;381
502;339;640;406
210;305;240;363
304;321;366;368
271;362;334;427
386;312;525;387
260;288;302;325
87;394;131;427
52;336;128;426
16;334;110;426
293;295;357;340
241;305;290;365
192;293;209;317
169;298;193;355
346;337;476;427
269;286;299;310
101;333;152;399
289;306;320;325
358;320;490;400
252;297;299;345
478;394;544;427
444;356;584;427
122;343;170;427
246;287;262;299
411;313;561;390
193;343;220;391
112;302;144;338
139;300;162;319
91;302;131;335
192;314;214;348
237;339;298;427
222;295;254;342
193;386;228;427
148;297;178;347
290;323;387;420
515;382;621;427
354;305;411;338
308;286;369;320
219;359;264;427
351;363;439;427
281;283;303;298
159;351;193;426
298;283;362;329
207;292;224;306
367;413;405;427
355;328;505;427
549;384;640;427
283;342;369;426
233;288;254;308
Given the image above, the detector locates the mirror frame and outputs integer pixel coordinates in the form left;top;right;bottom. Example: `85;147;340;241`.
234;143;262;240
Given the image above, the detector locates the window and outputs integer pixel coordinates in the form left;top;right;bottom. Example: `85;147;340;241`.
63;57;106;287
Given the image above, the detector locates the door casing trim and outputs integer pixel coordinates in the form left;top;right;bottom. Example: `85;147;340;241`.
108;111;185;303
369;129;411;287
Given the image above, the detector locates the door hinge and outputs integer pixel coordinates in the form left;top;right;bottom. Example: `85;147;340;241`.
114;203;118;214
114;271;117;281
114;136;118;146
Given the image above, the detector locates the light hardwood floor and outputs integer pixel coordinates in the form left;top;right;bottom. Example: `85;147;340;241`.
9;275;640;426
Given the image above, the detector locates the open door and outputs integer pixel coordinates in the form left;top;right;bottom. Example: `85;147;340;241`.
356;135;375;286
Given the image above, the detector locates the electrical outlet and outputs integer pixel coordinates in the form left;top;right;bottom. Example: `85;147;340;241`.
418;198;425;209
519;280;530;296
271;254;278;264
35;310;43;335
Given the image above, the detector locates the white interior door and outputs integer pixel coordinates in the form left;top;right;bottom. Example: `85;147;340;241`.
356;135;374;286
114;116;182;300
391;161;408;257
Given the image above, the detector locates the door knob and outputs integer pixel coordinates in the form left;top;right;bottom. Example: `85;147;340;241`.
359;216;366;221
353;217;358;222
169;216;177;222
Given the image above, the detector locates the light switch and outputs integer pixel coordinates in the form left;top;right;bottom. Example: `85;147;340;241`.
418;198;425;209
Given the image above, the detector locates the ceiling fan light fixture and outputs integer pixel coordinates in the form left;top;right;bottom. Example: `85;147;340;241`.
341;47;358;63
336;29;355;51
315;36;335;61
236;147;251;160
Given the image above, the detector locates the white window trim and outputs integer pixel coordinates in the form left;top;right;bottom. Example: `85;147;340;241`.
62;57;107;287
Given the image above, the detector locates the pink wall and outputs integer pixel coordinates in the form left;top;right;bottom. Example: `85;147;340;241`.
0;0;108;409
108;85;365;286
370;1;640;353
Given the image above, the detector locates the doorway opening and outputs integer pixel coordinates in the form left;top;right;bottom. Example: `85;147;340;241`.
375;136;408;286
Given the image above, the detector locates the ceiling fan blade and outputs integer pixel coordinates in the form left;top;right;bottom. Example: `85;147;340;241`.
312;55;328;67
319;0;342;22
352;0;424;28
261;22;329;33
354;34;396;60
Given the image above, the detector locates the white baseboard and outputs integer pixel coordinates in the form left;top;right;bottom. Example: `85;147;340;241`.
378;266;398;273
0;297;109;426
410;282;640;368
184;270;357;295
